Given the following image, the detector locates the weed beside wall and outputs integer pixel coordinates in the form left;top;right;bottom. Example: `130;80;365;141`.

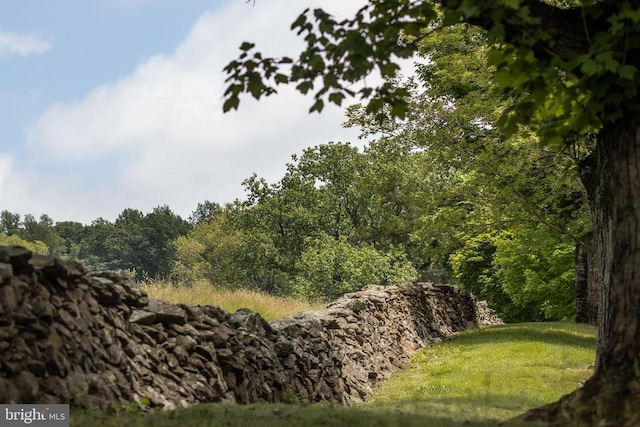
0;246;501;410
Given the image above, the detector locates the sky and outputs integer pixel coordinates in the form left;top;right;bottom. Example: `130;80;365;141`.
0;0;374;224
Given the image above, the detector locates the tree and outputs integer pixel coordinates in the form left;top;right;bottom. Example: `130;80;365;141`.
0;234;49;255
224;1;640;424
18;214;65;256
0;210;21;236
77;217;122;271
291;142;367;240
174;140;434;297
494;225;576;321
294;233;416;301
348;23;589;319
188;200;222;225
112;208;148;276
136;206;191;278
173;209;248;288
53;220;85;259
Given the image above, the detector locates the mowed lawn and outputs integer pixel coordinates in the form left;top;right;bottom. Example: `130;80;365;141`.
364;322;596;426
71;321;596;427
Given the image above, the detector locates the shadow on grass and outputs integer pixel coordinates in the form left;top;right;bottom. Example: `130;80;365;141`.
70;401;544;427
456;323;596;349
393;391;556;413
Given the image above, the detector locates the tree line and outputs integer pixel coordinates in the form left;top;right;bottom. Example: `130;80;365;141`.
0;206;191;279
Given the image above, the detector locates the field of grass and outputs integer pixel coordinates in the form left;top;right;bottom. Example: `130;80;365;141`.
365;322;595;425
71;322;596;426
139;278;324;322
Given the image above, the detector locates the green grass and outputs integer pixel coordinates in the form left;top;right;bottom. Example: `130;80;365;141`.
364;322;595;425
70;322;596;426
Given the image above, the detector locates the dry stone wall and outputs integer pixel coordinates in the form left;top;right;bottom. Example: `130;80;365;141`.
0;246;502;410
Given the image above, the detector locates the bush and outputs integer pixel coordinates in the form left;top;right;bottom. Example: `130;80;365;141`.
293;234;417;301
451;226;575;322
0;234;49;255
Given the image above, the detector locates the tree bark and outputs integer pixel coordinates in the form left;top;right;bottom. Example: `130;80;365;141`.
575;233;599;326
521;116;640;426
574;239;590;324
586;237;599;326
592;116;640;373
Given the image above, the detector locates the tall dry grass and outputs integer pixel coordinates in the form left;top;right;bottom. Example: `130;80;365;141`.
139;278;324;322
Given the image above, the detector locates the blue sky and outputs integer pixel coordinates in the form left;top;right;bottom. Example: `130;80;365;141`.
0;0;365;223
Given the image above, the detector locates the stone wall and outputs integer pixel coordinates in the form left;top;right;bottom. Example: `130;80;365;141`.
0;246;502;410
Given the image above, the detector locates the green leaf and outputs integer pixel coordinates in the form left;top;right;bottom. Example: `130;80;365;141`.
617;6;640;24
380;62;400;77
290;10;308;30
459;0;480;17
618;64;636;80
274;74;289;84
223;83;243;97
248;83;263;99
494;69;514;89
296;81;314;95
580;59;601;76
360;87;373;98
390;101;408;119
328;92;345;106
309;99;324;113
502;0;521;9
239;42;255;51
223;60;238;73
487;49;507;67
244;60;256;72
365;98;384;114
223;97;239;112
309;54;325;72
596;51;620;73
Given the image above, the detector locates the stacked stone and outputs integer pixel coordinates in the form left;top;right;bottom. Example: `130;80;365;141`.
276;283;502;403
0;246;501;410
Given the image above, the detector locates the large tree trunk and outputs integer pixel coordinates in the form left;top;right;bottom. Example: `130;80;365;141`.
520;117;640;425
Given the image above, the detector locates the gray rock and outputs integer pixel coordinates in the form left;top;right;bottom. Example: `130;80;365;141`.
129;309;156;325
146;299;187;325
0;262;12;284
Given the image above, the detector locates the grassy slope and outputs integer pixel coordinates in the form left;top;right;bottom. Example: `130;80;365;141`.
71;322;596;427
366;322;595;425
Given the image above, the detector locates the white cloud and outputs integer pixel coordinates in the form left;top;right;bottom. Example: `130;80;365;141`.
21;0;375;223
0;154;89;221
0;155;61;221
0;32;51;58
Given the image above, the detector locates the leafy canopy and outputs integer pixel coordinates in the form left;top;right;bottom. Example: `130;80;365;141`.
224;0;640;145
